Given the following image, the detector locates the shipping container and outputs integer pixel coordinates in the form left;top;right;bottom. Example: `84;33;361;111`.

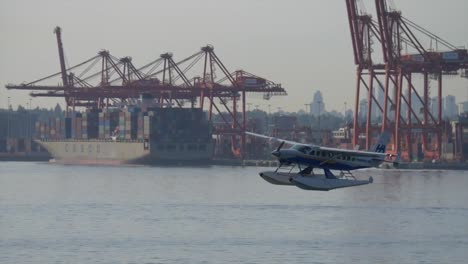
75;117;82;139
410;54;425;62
65;118;72;139
442;52;459;61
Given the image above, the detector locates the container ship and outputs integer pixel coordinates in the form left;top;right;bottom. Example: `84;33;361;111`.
36;107;213;165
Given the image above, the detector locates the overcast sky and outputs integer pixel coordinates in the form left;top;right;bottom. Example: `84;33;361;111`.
1;0;467;112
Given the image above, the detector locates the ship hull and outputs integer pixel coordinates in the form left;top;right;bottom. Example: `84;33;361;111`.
37;139;213;165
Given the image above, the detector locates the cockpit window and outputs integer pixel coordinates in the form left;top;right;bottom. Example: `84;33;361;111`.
292;145;312;154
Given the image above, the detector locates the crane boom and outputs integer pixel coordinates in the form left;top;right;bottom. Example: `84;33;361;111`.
53;26;69;87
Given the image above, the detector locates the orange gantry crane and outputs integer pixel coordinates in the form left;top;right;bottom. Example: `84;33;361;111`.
346;0;468;161
6;27;287;159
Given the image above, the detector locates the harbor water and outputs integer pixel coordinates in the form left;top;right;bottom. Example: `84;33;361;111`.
1;162;467;263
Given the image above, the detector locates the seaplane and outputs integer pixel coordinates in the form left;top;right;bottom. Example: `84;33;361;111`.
246;131;393;191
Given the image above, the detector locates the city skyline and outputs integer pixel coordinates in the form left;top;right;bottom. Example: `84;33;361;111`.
3;91;468;118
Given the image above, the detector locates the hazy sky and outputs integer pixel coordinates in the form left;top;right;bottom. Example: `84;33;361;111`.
1;0;467;112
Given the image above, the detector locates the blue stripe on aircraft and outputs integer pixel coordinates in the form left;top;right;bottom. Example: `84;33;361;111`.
287;156;368;171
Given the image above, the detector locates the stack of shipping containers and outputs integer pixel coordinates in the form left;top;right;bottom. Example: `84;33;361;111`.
75;114;82;139
149;108;210;143
86;111;99;139
143;114;150;139
33;107;151;142
137;113;144;140
0;111;38;153
104;112;110;138
110;111;119;138
65;117;71;139
125;111;131;139
49;118;56;138
98;112;105;138
82;112;88;139
118;112;124;139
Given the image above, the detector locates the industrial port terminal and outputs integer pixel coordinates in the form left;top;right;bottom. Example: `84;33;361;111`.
2;0;468;168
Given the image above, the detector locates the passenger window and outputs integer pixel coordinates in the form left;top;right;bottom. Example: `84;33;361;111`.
166;145;176;151
322;152;326;157
188;145;196;151
316;151;320;156
310;150;315;156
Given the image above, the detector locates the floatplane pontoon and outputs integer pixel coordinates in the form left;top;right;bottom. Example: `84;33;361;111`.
260;165;373;191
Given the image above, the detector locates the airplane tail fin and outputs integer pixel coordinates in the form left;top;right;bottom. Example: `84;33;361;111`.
371;132;390;153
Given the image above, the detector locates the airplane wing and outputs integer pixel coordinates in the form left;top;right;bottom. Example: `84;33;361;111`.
245;131;304;146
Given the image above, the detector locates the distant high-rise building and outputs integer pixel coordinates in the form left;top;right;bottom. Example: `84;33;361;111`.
309;91;325;116
412;93;423;120
400;98;408;122
444;95;457;119
372;84;385;121
430;97;439;119
459;102;468;115
359;99;368;123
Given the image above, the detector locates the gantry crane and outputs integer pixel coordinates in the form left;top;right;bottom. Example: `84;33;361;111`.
6;27;287;159
346;0;468;161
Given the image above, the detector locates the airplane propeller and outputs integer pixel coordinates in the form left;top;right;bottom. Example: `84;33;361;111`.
271;141;285;158
277;141;285;152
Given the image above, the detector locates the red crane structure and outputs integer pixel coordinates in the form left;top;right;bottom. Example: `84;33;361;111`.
6;26;287;159
346;0;468;161
346;0;388;151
